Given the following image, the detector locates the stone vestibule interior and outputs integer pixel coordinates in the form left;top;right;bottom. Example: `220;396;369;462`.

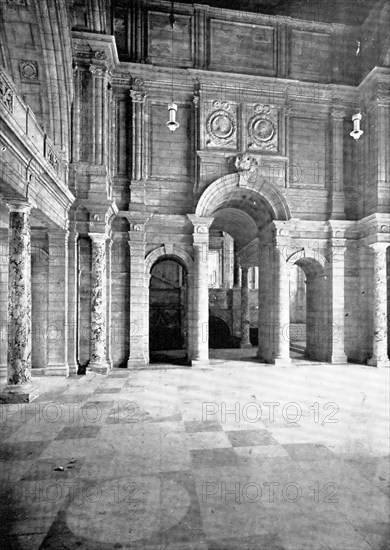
0;1;389;549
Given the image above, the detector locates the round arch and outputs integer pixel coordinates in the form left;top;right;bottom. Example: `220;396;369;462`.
196;173;291;222
286;247;329;362
145;245;194;364
145;245;194;276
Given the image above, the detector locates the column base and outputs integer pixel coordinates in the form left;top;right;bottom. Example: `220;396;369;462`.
88;362;110;375
240;342;253;349
367;357;390;368
45;365;69;376
127;358;148;369
274;356;292;366
0;383;39;404
330;353;347;364
190;359;210;368
68;363;79;376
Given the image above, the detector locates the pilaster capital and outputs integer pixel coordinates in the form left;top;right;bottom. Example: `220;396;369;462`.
369;242;389;253
130;89;146;104
89;63;108;78
187;215;214;244
271;220;290;247
331;104;346;120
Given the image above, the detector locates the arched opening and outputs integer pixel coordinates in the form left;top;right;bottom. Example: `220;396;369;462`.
209;315;233;348
149;258;188;365
289;263;307;358
291;256;329;362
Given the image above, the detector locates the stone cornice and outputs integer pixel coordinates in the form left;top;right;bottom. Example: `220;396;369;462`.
72;31;119;70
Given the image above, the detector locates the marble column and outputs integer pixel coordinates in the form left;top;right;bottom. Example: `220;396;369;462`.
67;226;79;374
0;228;8;383
88;232;109;374
330;106;346;219
368;242;390;367
106;236;113;369
328;232;347;364
273;240;291;365
187;215;213;365
47;229;69;376
127;221;148;368
240;266;251;348
1;201;37;402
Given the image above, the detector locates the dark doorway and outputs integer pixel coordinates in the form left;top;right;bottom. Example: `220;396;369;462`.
209;315;235;348
149;259;188;364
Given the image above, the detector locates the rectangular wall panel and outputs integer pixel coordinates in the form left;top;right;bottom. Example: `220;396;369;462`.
147;11;193;66
289;29;331;81
289;116;327;188
208;19;276;75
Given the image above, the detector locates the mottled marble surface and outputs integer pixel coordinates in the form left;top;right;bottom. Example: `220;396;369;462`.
7;208;32;385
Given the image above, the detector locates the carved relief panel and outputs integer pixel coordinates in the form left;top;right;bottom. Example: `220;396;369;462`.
203;100;237;149
246;104;278;152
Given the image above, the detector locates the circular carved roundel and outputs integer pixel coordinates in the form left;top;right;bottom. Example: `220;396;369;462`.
250;117;275;143
207;110;235;141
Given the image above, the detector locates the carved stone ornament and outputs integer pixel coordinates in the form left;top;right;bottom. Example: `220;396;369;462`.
0;72;14;112
19;60;38;81
248;104;278;152
206;101;236;148
235;154;258;173
196;225;208;233
94;50;107;60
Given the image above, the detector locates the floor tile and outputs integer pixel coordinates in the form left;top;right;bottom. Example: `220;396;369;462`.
190;448;238;469
184;421;223;433
55;426;101;440
282;442;336;461
226;429;279;447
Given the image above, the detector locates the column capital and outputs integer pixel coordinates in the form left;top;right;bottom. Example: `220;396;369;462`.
187;214;214;232
6;199;31;213
89;232;108;244
369;242;389;252
331;105;346;120
130;89;146;103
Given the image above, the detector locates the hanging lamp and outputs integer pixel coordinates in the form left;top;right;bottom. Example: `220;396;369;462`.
166;1;179;132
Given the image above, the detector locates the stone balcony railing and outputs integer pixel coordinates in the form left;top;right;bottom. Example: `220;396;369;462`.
0;67;65;182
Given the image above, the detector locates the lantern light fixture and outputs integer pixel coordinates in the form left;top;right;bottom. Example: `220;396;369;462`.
167;103;179;132
166;1;179;132
350;112;363;140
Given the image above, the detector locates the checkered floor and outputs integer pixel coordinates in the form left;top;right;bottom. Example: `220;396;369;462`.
1;356;389;550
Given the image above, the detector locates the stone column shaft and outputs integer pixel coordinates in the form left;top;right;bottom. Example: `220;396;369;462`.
1;201;38;402
89;232;109;374
47;229;69;376
328;239;347;363
0;228;8;382
67;228;78;374
106;237;113;369
368;242;389;367
128;225;147;368
188;215;213;364
274;243;291;364
240;266;251;348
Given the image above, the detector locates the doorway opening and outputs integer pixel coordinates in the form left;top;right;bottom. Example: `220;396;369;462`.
289;263;307;358
149;258;188;365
